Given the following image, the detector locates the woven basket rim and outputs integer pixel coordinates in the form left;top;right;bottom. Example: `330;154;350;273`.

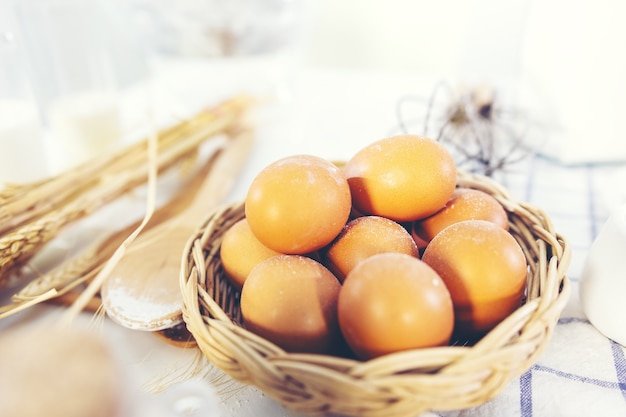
180;170;571;417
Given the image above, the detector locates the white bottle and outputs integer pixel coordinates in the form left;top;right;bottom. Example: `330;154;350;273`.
579;204;626;346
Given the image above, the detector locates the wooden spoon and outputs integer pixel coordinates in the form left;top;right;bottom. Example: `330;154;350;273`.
101;126;254;331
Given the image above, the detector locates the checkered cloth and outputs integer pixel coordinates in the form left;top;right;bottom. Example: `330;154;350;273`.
429;156;626;417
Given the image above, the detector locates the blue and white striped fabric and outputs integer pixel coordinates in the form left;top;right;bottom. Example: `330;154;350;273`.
429;156;626;417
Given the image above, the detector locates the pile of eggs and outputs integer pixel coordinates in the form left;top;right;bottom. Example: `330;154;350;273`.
219;134;527;360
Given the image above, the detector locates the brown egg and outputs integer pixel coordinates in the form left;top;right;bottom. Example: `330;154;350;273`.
240;255;342;354
338;253;454;360
344;135;457;222
421;220;527;341
322;215;419;282
410;227;430;251
412;188;509;246
220;218;282;291
245;154;351;254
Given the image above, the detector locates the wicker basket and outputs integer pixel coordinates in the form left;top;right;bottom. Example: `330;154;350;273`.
180;170;571;417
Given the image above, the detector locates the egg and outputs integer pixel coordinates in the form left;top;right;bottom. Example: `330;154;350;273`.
321;215;419;282
343;134;457;222
219;218;281;291
245;155;352;254
240;255;342;354
412;187;509;247
410;227;430;251
338;253;454;360
421;220;527;341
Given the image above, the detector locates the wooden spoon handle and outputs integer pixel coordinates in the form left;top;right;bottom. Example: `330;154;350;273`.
100;123;255;331
181;124;255;222
96;123;254;277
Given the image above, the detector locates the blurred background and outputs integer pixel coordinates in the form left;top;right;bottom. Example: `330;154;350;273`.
1;0;625;182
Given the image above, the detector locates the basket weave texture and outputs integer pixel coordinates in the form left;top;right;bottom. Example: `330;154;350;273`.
180;170;571;417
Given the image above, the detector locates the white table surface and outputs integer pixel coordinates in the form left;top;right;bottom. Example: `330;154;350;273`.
2;61;626;417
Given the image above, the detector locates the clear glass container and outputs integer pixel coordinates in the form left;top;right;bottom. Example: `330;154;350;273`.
0;1;49;184
14;0;123;174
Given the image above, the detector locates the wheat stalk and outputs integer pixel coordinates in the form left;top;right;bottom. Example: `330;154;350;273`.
9;142;226;306
0;96;249;231
0;95;253;288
